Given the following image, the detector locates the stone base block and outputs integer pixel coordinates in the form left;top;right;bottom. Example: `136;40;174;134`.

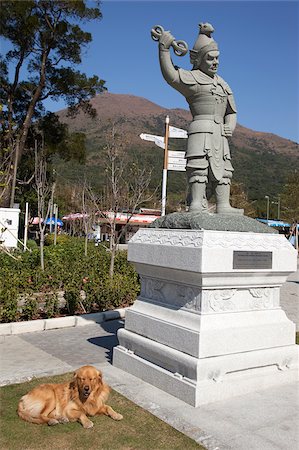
125;301;296;358
113;228;298;406
113;346;298;407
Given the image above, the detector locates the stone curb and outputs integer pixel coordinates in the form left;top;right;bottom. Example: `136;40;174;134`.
0;308;127;336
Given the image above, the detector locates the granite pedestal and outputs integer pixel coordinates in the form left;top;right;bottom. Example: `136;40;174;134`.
113;227;298;406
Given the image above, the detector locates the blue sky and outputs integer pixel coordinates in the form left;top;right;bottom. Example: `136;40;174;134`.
4;1;299;142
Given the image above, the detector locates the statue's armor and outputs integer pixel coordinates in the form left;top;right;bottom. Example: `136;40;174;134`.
177;69;236;182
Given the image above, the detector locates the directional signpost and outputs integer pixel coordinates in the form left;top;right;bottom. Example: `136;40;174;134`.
139;119;187;216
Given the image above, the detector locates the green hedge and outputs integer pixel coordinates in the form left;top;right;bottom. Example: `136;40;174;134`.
0;237;140;323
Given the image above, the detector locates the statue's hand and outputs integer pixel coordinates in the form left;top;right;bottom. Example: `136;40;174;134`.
151;25;188;56
159;31;175;50
223;124;232;137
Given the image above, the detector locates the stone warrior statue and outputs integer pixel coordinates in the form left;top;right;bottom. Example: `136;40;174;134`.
152;23;243;215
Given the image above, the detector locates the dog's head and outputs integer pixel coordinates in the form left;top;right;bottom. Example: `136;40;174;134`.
73;366;103;400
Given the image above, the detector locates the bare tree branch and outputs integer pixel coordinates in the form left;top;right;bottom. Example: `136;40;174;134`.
34;139;54;270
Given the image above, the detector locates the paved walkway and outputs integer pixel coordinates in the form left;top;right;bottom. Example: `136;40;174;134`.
280;259;299;330
0;264;298;450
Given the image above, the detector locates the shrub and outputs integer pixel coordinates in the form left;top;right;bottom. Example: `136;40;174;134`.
0;286;19;323
44;293;59;318
83;271;140;311
25;239;38;250
21;297;38;320
44;233;72;246
64;289;81;315
0;238;140;322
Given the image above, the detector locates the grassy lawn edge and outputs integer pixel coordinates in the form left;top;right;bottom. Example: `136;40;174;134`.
0;372;206;450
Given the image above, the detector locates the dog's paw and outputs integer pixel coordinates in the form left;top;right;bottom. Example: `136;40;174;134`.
83;419;94;429
48;419;59;426
113;413;123;421
59;416;69;424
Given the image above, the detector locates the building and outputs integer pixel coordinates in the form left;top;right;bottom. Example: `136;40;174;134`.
62;209;161;243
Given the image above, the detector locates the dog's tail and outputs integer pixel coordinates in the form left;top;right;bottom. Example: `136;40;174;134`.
17;397;46;425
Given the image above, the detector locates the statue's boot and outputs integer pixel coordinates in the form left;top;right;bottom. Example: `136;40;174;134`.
189;182;208;212
215;184;244;215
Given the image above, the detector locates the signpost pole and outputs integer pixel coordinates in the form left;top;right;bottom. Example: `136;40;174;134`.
161;116;170;216
54;204;58;246
23;202;29;252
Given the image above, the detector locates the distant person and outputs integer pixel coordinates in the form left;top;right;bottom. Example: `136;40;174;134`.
288;220;298;249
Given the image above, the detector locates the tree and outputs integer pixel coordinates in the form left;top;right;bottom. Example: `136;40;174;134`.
80;179;97;257
0;0;106;207
16;112;87;211
280;171;299;222
90;121;155;278
230;182;257;217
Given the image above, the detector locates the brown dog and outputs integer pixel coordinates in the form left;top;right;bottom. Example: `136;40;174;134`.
18;365;123;428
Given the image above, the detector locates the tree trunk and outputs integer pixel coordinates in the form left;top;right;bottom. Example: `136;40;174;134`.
109;244;116;279
9;140;20;207
9;50;49;206
40;232;45;271
84;234;88;257
109;221;116;278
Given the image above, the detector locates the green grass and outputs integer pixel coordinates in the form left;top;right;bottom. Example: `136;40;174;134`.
0;373;205;450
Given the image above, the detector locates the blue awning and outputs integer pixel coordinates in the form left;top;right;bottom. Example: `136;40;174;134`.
256;218;295;228
45;217;64;226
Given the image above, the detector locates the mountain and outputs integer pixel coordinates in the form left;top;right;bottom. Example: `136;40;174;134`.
57;92;299;207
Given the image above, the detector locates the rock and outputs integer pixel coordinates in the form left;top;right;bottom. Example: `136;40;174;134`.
149;212;277;234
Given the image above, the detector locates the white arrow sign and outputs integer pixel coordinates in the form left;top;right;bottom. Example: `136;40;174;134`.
169;126;188;138
168;163;186;171
140;133;165;149
140;133;162;142
168;150;186;159
168;157;186;165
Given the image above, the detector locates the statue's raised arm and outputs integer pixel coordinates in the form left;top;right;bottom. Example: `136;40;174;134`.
151;26;189;94
151;22;243;215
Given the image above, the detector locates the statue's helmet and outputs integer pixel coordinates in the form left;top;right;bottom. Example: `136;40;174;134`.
190;23;218;69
